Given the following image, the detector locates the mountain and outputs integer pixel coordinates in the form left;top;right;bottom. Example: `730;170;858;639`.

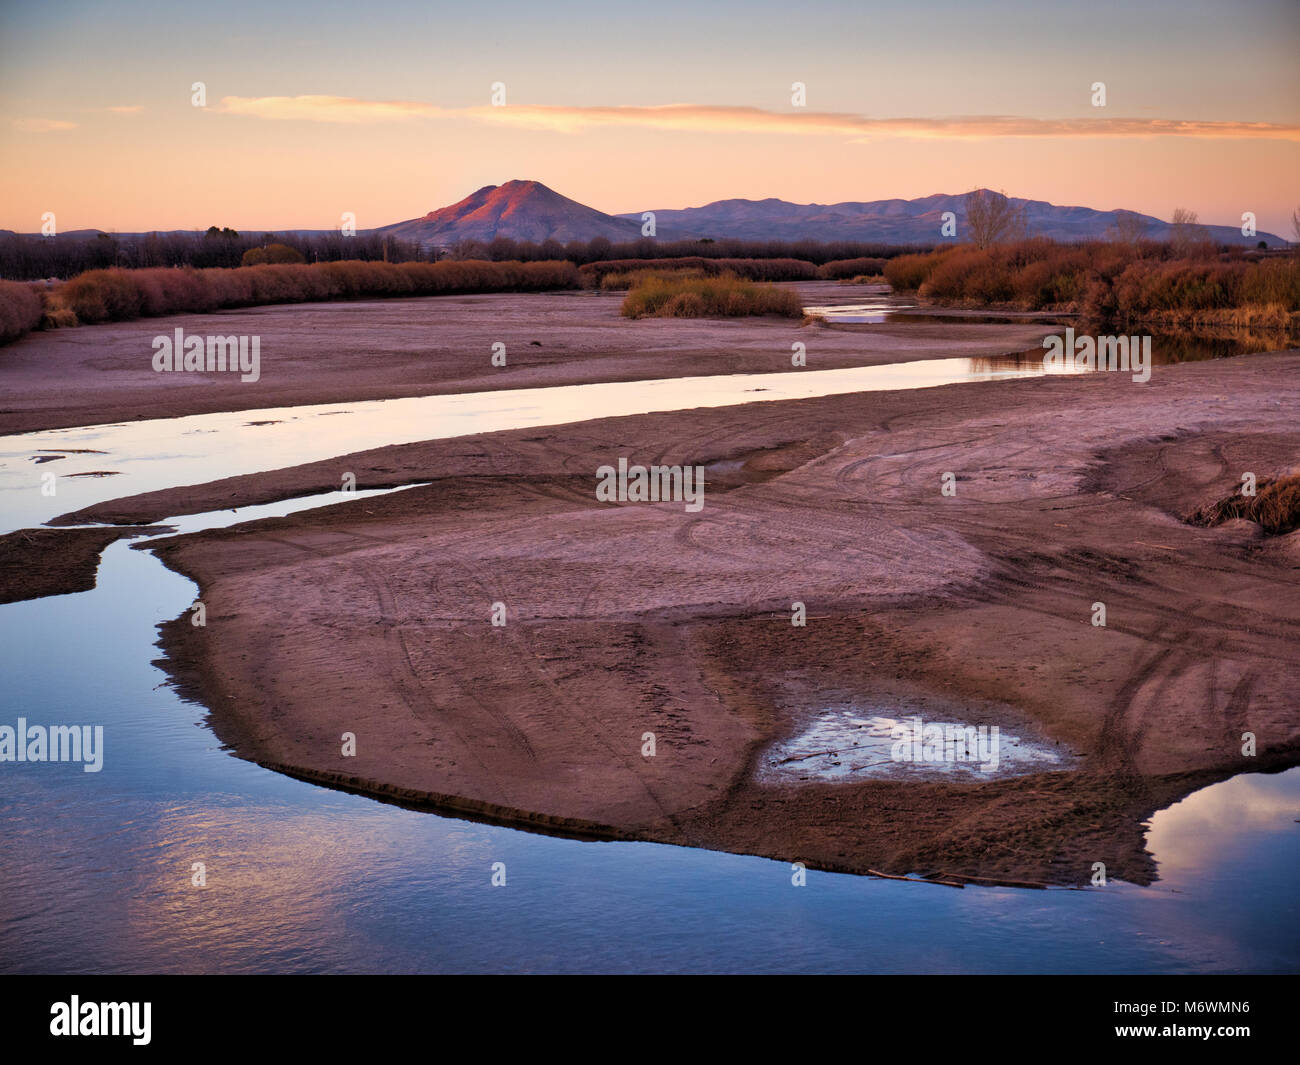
377;180;675;247
16;183;1277;248
618;191;1283;246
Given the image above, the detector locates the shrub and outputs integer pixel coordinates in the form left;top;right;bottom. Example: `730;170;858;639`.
884;249;952;291
600;267;708;291
582;257;817;288
882;239;1300;323
15;259;582;336
0;281;43;343
817;257;887;280
620;274;804;319
58;269;145;323
241;243;306;266
41;305;79;329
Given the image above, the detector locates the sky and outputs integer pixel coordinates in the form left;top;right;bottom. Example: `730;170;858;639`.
1;0;1297;236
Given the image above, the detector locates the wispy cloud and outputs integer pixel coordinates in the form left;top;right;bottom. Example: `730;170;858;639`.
214;95;1300;141
106;105;143;114
12;118;77;132
218;94;445;122
471;104;1300;142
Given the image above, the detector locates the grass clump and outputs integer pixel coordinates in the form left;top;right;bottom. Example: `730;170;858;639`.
1188;472;1300;535
619;273;804;319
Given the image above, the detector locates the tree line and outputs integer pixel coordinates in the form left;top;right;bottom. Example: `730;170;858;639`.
0;227;925;281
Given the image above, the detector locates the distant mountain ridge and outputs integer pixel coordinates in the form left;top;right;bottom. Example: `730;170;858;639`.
11;181;1285;247
376;180;1282;248
617;190;1280;247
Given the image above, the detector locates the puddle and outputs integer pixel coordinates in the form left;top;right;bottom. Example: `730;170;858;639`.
760;700;1075;783
804;298;916;323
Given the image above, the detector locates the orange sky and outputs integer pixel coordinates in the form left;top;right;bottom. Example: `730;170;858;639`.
3;0;1297;237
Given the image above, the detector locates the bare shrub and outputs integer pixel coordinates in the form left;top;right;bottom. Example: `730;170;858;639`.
965;189;1028;249
1107;211;1148;247
1169;208;1214;258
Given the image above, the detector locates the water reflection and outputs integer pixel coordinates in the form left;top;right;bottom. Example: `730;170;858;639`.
802;297;915;323
3;326;1291;534
971;330;1294;373
2;311;1297;971
0;359;1057;533
0;503;1296;972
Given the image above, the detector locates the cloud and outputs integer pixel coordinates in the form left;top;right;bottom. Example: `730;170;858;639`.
470;104;1300;142
106;105;143;114
218;94;446;123
12;118;77;132
213;96;1300;141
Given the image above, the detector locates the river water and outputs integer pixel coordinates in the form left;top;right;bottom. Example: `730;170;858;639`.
1;325;1297;973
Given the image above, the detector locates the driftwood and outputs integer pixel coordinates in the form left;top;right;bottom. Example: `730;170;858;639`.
867;869;965;889
936;871;1048;890
862;868;1050;890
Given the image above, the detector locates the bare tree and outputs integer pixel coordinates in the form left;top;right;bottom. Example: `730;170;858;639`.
1169;207;1211;257
965;188;1028;249
1291;205;1300;250
1107;210;1147;246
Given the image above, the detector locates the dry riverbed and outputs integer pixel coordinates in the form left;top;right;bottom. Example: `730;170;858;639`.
3;290;1297;886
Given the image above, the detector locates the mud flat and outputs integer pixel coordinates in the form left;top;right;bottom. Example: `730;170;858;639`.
0;525;166;603
82;344;1295;887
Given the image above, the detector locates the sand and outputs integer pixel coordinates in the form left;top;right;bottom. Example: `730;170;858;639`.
0;526;165;603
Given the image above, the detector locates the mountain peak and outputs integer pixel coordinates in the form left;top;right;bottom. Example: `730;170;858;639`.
391;180;649;247
386;183;1286;248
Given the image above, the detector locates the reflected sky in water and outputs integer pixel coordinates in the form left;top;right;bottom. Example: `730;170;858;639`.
4;321;1287;535
0;357;1058;533
1;508;1296;973
2;324;1297;973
